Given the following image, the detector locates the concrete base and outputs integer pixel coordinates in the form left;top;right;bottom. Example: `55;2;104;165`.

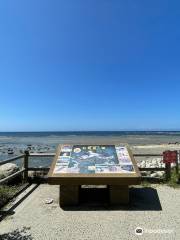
60;185;79;207
109;185;129;205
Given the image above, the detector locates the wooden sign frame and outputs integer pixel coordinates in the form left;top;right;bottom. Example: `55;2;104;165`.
48;144;141;186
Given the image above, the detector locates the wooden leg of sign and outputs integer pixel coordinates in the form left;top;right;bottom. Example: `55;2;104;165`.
60;185;79;207
176;154;179;175
109;185;129;205
165;163;171;181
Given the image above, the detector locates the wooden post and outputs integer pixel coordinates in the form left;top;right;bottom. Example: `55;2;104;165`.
165;162;171;181
176;151;180;175
23;150;29;182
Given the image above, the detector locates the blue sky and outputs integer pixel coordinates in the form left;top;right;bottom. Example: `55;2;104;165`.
0;0;180;131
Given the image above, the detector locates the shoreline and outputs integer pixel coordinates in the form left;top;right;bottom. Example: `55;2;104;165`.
1;134;180;169
1;142;180;158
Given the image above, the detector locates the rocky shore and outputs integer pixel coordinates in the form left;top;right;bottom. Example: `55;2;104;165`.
132;144;180;178
0;163;19;180
0;144;55;160
137;158;165;178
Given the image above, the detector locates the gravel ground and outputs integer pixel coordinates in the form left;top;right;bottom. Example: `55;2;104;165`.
0;184;179;240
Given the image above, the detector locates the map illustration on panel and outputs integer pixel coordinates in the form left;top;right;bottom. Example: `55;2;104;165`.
53;145;135;174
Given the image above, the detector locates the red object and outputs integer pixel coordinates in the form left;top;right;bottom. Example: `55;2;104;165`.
163;151;177;164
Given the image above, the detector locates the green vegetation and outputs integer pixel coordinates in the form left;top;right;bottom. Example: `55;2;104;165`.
167;168;180;188
141;167;180;188
0;184;23;208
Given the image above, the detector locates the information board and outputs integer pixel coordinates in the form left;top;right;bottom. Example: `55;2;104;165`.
53;145;135;174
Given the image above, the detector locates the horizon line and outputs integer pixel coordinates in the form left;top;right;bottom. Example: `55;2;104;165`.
1;130;180;133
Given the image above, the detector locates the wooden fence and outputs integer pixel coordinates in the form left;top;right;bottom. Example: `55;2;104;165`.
0;151;179;184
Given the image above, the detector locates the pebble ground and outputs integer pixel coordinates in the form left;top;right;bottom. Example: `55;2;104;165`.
0;184;179;240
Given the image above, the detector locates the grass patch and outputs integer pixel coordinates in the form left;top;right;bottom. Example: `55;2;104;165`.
167;168;180;188
0;184;24;208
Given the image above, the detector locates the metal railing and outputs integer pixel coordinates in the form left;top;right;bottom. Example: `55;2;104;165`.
0;151;179;184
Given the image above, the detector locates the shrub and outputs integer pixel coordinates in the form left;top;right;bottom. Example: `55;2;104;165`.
0;185;19;208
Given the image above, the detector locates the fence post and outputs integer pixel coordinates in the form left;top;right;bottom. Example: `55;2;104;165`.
23;150;29;182
176;151;180;175
165;162;171;181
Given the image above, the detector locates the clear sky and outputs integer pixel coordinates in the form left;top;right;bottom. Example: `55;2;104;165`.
0;0;180;131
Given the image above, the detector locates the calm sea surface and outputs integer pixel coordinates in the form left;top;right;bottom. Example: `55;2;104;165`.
1;131;180;145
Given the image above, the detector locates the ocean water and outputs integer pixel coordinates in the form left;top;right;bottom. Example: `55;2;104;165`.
1;131;180;147
1;131;180;167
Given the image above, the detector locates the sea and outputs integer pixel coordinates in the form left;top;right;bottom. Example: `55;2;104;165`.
1;131;180;167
